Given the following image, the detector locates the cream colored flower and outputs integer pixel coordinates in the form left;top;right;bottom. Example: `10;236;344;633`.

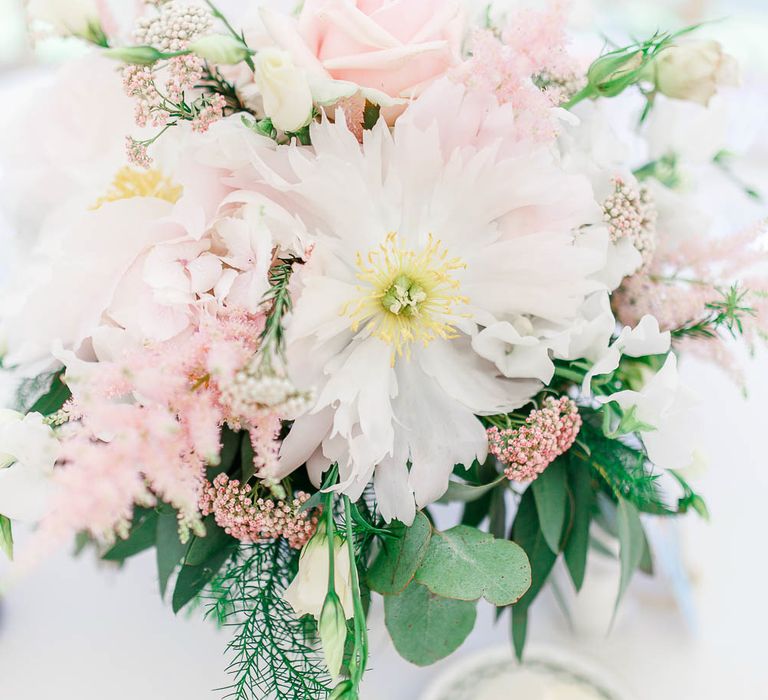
651;40;739;106
27;0;101;39
252;48;314;133
283;524;354;620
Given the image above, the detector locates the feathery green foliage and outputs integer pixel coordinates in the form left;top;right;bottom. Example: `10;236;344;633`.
207;541;332;700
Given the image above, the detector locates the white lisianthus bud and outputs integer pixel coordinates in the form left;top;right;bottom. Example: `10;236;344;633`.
252;48;314;133
103;45;165;66
650;40;739;106
188;34;254;65
319;591;348;677
0;410;59;523
27;0;103;42
283;523;354;620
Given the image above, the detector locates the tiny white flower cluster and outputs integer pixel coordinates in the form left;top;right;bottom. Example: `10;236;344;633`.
224;357;314;421
602;177;657;266
134;1;213;52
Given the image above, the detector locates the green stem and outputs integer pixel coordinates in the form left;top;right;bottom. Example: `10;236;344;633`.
204;0;256;70
343;495;369;698
563;84;596;110
325;492;336;591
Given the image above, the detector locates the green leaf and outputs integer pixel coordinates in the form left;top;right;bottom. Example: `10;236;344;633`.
156;510;187;597
615;498;645;612
564;460;594;592
0;515;13;560
363;102;381;131
206;426;241;481
488;488;507;541
461;490;493;527
511;605;528;662
172;543;236;613
639;527;654;576
29;372;71;416
414;525;531;606
384;581;477;666
240;432;256;484
102;508;158;562
532;458;568;553
511;489;558;609
184;515;233;566
368;512;432;595
439;475;505;503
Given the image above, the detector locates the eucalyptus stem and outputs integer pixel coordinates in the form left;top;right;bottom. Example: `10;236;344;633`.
343;495;369;698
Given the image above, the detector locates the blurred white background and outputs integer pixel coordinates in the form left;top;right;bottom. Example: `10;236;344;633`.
0;1;767;699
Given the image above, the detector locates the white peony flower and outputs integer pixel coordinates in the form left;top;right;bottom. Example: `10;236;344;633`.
601;354;700;472
0;410;59;523
650;40;739;107
252;79;608;522
283;525;354;620
252;48;314;133
27;0;102;39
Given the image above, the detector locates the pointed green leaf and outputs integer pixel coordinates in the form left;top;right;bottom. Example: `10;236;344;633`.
102;508;158;562
240;432;256;484
368;512;432;595
156;510;187;597
0;515;13;560
29;372;71;416
414;525;531;606
615;497;645;611
384;581;477;666
439;475;505;503
511;605;528;662
564;460;594;591
184;515;232;566
172;543;235;613
531;458;568;553
206;426;241;481
511;489;558;609
488;488;507;541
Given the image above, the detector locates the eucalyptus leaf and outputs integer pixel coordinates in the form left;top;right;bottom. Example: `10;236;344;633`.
102;508;159;562
415;525;531;606
156;510;187;597
615;497;645;613
532;458;568;553
384;581;477;666
368;512;432;595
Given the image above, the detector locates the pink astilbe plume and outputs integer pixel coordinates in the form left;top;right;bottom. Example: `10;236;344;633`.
614;219;768;384
488;397;582;482
453;2;581;143
40;310;271;546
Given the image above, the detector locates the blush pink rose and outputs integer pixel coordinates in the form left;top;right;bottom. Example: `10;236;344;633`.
260;0;465;109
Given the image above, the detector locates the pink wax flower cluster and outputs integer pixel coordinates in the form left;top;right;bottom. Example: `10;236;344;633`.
488;397;582;482
200;474;318;550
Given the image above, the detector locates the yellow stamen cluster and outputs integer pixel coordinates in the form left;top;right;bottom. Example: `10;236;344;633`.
344;232;468;363
92;167;183;209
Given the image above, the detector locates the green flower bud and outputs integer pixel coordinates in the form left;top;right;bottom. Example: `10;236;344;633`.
103;45;165;66
587;49;645;97
189;34;254;65
319;590;348;678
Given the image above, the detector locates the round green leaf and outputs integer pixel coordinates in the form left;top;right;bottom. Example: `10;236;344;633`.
384;582;477;666
368;512;432;595
414;525;531;606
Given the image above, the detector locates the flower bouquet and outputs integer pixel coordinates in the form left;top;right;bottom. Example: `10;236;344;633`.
1;1;764;699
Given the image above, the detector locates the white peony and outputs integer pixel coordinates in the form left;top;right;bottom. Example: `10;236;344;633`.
239;79;610;522
0;410;60;523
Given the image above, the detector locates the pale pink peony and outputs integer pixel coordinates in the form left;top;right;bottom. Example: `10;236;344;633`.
260;0;465;120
